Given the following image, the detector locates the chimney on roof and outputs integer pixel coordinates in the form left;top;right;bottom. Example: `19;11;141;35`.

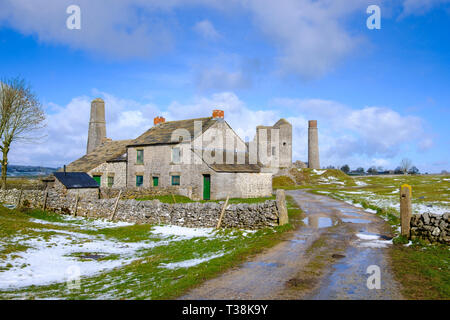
154;116;165;126
212;109;224;120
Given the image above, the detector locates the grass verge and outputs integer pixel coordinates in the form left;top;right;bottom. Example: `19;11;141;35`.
389;242;450;300
0;195;304;299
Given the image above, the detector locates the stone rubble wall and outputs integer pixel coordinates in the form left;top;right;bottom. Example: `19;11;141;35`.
410;212;450;244
0;189;281;229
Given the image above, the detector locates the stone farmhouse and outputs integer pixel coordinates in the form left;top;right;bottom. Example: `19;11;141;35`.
65;98;294;201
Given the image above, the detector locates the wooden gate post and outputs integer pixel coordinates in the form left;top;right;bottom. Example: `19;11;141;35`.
276;189;289;226
216;196;230;229
16;188;23;209
400;184;412;237
110;190;122;220
42;188;48;210
73;193;80;217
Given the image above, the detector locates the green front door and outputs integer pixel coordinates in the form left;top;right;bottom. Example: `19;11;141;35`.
93;175;101;186
153;177;159;187
203;175;211;200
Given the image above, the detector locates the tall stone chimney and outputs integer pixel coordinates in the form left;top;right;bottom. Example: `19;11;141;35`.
86;98;107;154
308;120;320;169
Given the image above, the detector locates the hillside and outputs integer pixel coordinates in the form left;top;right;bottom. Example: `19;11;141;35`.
2;165;58;177
273;168;356;188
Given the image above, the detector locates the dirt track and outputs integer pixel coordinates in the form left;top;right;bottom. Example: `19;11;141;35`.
181;190;404;300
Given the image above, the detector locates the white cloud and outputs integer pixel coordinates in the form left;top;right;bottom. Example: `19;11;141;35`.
193;20;221;40
8;92;432;171
8;93;160;167
240;0;373;79
273;97;433;166
0;0;376;78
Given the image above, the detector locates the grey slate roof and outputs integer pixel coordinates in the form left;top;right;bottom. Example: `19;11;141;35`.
128;117;217;147
65;140;132;172
53;172;99;189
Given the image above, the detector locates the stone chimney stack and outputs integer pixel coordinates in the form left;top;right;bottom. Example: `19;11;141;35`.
154;116;165;126
212;109;224;120
86;98;107;154
308;120;320;169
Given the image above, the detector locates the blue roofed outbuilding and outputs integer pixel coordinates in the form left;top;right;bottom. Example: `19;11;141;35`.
53;172;99;189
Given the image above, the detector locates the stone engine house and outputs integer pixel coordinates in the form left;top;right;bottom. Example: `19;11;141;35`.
65;98;295;200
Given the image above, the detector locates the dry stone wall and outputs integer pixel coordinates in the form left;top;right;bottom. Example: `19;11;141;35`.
410;212;450;244
0;189;281;229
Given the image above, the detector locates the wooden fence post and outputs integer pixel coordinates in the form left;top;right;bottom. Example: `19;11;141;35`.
276;189;289;226
16;188;23;209
42;188;48;210
110;190;122;220
216;196;230;229
400;184;412;237
73;193;80;217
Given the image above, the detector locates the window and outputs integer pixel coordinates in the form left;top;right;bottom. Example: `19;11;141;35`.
107;176;114;187
172;147;180;164
171;175;180;186
272;146;276;156
153;176;159;187
136;149;144;164
136;175;143;187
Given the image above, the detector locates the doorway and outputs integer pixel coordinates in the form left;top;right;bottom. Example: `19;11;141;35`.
203;174;211;200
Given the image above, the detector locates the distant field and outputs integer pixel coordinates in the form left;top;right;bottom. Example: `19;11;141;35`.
3;177;45;190
275;169;450;226
311;173;450;224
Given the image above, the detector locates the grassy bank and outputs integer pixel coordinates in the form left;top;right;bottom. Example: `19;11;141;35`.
0;195;303;299
390;242;450;300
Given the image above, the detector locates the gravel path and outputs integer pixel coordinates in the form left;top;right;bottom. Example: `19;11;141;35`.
181;190;404;300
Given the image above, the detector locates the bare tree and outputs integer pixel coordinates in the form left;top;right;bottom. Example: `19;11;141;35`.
399;158;412;175
0;78;46;189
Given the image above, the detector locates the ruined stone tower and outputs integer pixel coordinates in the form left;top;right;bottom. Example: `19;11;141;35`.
86;98;106;154
308;120;320;169
255;119;292;169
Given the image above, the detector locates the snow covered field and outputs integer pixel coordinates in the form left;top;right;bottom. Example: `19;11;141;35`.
0;209;263;299
312;174;450;218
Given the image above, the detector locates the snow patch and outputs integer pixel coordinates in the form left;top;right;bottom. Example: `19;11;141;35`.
159;252;225;270
151;225;217;239
0;232;158;289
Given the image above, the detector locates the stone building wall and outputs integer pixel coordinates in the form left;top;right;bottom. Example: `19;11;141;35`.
0;189;281;229
126;121;272;201
88;161;127;188
410;212;449;244
53;179;99;200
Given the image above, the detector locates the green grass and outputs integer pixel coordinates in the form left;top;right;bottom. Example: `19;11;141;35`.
0;195;303;299
273;176;295;189
3;177;45;190
299;173;449;300
390;242;450;300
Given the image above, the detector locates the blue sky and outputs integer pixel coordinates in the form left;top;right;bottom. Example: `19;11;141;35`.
0;0;449;173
